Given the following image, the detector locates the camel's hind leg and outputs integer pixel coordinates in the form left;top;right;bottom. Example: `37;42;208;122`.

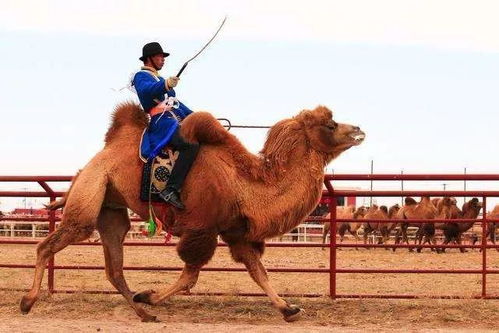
321;222;330;249
97;208;157;322
229;241;303;322
20;169;107;314
20;222;97;313
133;229;217;305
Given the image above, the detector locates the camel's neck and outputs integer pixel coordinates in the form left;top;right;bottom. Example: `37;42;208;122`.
460;208;481;231
246;149;327;241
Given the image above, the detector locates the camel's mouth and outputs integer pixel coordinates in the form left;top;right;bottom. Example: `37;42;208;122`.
349;130;365;145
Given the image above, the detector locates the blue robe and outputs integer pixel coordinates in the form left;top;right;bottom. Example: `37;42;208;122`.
132;68;193;161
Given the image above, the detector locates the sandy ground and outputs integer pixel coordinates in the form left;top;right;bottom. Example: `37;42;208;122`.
0;241;498;331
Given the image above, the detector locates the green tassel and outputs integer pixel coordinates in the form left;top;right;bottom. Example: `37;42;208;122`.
146;204;157;238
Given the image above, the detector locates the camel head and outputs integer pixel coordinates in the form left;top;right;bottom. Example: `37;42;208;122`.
388;204;400;218
261;106;364;170
353;206;368;219
297;106;365;157
463;197;482;216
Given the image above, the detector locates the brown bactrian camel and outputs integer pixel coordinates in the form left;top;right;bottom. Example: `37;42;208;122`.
20;102;365;322
440;198;482;253
362;204;400;249
393;197;438;252
321;205;367;249
414;197;453;253
473;204;499;252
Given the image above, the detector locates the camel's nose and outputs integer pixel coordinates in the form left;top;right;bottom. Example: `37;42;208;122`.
353;126;360;132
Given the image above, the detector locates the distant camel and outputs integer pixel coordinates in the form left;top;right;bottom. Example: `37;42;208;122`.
394;197;437;252
362;204;400;249
415;197;454;253
321;206;368;249
472;204;499;252
440;198;482;253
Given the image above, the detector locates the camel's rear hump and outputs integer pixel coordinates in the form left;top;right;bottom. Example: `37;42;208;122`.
181;112;230;144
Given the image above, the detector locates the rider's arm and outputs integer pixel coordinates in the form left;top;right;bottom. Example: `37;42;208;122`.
133;72;174;99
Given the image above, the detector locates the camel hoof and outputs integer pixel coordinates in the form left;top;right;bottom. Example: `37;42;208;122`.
133;290;155;305
282;305;303;322
20;296;35;314
141;314;159;322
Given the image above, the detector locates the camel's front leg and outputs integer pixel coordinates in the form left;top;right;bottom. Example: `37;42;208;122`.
229;241;303;322
134;229;217;305
97;208;157;322
133;264;200;305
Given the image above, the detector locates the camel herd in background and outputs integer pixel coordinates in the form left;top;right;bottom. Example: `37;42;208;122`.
321;197;499;252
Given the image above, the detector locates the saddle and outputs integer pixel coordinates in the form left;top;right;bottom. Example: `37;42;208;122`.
140;148;178;202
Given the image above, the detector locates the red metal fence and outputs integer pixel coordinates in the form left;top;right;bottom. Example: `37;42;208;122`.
0;174;498;298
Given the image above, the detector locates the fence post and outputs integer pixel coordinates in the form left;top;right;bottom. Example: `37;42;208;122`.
328;184;337;299
482;196;487;298
47;195;55;293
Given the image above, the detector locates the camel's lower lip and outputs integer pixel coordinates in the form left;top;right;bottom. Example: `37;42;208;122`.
350;131;365;143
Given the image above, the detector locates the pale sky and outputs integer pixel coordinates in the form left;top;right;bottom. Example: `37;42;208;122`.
1;0;499;210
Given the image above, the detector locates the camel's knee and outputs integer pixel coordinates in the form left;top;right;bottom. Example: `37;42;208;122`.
40;225;94;255
184;266;201;289
177;230;217;266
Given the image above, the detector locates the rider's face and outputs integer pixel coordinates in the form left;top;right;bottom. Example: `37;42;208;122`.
151;54;165;70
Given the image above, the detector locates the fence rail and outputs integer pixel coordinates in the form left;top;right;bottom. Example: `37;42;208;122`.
0;174;498;299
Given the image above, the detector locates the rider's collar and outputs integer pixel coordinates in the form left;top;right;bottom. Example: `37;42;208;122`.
141;66;160;77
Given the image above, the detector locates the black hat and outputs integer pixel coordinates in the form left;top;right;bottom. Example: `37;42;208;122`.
139;42;170;61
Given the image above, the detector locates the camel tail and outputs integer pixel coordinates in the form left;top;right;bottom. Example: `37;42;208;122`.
45;170;82;211
44;199;66;211
181;112;230;145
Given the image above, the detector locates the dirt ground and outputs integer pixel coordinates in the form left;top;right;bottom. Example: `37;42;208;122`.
0;242;498;331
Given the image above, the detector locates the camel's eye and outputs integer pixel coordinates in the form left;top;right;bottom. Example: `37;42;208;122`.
324;122;337;131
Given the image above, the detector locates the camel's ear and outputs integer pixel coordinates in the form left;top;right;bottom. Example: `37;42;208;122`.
300;106;333;127
313;105;333;119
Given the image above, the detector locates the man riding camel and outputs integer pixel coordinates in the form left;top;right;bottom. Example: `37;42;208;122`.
132;42;199;210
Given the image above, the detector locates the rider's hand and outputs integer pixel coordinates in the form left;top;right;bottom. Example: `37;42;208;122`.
167;76;179;89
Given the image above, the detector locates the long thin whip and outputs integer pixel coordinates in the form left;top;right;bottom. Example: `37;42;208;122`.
176;16;227;77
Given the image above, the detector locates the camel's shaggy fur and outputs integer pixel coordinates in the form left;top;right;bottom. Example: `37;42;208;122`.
21;101;364;322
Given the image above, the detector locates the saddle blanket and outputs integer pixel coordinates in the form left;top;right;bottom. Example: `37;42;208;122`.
140;148;178;202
